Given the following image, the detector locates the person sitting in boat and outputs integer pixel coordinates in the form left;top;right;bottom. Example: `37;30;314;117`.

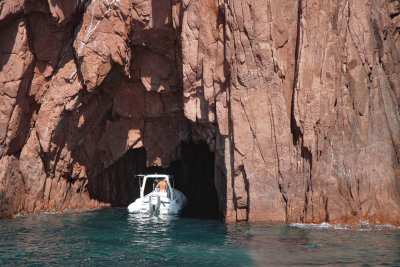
155;178;168;192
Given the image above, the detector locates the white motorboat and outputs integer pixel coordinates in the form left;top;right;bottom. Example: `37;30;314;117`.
127;174;188;215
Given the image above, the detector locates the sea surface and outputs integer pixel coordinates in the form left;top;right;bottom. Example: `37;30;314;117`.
0;208;399;266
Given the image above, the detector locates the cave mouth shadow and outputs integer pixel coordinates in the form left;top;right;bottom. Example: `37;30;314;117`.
86;141;222;220
171;141;222;220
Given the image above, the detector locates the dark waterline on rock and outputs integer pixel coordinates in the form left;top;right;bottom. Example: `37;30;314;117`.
0;208;399;266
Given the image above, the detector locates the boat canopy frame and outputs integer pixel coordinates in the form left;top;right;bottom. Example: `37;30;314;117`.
135;174;174;199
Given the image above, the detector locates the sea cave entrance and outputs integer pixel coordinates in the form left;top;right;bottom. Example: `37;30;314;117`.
171;141;221;219
87;141;222;219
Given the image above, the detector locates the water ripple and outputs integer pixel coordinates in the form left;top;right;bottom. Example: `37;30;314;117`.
0;209;399;266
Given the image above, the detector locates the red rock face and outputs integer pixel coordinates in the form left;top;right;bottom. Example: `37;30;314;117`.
0;0;400;225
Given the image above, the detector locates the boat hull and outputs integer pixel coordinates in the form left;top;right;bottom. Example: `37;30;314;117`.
128;189;187;215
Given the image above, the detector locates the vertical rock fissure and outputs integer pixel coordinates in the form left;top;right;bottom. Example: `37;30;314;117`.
291;0;304;221
290;0;315;222
227;83;240;220
291;0;303;146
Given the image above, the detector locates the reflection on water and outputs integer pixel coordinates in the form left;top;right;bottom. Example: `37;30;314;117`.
0;209;400;266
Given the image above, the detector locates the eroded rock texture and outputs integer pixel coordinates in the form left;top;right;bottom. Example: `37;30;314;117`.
1;0;400;225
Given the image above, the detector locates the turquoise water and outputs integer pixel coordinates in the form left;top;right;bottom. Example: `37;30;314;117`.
0;208;399;266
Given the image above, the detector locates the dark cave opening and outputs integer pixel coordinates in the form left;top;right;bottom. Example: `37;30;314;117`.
171;141;222;219
87;141;222;219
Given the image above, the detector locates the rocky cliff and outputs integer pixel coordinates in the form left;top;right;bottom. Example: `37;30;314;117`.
1;0;400;225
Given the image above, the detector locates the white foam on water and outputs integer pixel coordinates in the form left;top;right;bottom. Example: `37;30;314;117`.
355;222;399;231
289;222;349;230
289;222;400;231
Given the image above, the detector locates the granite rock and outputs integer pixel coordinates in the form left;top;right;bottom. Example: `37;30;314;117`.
0;0;399;225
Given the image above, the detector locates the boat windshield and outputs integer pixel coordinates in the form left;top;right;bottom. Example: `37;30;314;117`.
142;177;172;195
143;179;154;196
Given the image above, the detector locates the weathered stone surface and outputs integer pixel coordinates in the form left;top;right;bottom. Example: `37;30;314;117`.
0;18;34;157
0;0;399;225
0;0;24;26
0;156;25;217
73;0;132;91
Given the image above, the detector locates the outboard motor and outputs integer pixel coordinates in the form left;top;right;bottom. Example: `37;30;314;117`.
148;195;160;215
